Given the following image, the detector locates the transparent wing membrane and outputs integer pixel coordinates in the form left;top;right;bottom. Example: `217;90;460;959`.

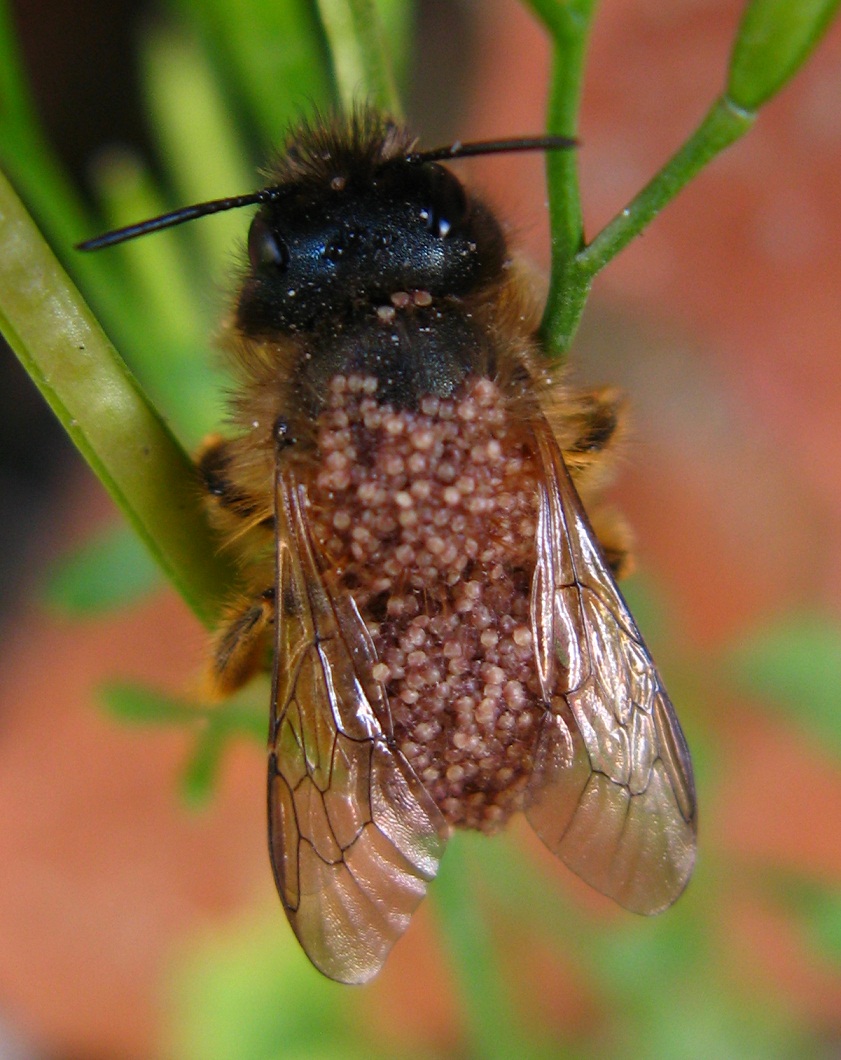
268;468;446;983
526;421;696;914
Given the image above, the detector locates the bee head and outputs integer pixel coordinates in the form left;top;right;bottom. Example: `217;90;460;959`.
77;110;574;340
237;155;506;335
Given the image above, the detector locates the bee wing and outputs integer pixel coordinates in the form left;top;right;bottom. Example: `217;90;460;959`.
268;467;448;984
526;421;696;914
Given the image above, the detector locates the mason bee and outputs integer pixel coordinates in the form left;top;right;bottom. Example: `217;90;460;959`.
81;108;696;984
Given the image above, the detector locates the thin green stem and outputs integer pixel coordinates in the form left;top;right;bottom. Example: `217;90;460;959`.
580;95;755;278
520;1;597;360
0;170;236;628
316;0;401;114
527;0;599;357
542;94;756;354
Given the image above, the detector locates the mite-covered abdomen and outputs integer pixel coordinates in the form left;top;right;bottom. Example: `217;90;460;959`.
306;372;547;832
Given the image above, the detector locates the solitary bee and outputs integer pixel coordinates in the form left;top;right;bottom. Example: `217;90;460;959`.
81;108;696;984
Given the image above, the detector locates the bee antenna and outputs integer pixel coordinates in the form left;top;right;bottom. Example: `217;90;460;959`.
76;188;285;251
77;134;578;251
404;134;577;165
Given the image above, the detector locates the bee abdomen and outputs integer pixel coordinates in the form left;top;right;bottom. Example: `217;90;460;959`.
307;371;547;832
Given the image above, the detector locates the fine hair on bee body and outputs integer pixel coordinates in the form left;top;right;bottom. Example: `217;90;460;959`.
81;106;696;985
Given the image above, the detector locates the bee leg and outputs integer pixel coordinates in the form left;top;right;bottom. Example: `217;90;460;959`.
197;434;272;528
559;386;626;487
205;588;275;698
587;506;635;580
554;387;634;579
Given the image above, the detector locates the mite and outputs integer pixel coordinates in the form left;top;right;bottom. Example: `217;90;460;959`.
80;109;696;984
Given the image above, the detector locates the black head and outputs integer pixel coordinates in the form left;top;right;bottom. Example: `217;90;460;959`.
78;110;575;339
238;137;506;335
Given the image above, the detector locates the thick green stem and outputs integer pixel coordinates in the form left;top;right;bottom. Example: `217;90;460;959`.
0;171;236;627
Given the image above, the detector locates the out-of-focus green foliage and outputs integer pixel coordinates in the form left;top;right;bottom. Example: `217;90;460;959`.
43;523;160;614
101;681;266;805
728;614;841;760
164;915;374;1060
760;868;841;969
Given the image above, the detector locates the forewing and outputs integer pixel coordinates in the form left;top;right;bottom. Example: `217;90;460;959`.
268;466;447;983
526;421;696;914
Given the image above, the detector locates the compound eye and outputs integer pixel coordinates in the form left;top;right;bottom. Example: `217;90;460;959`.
247;214;289;270
421;164;469;238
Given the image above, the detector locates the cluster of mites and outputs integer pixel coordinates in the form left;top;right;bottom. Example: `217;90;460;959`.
308;372;549;832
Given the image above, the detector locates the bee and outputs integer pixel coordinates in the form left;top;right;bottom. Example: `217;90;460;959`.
80;108;696;984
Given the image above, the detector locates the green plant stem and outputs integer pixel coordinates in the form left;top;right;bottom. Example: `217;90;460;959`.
542;94;755;354
316;0;401;114
524;0;598;357
0;171;236;627
581;95;755;278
